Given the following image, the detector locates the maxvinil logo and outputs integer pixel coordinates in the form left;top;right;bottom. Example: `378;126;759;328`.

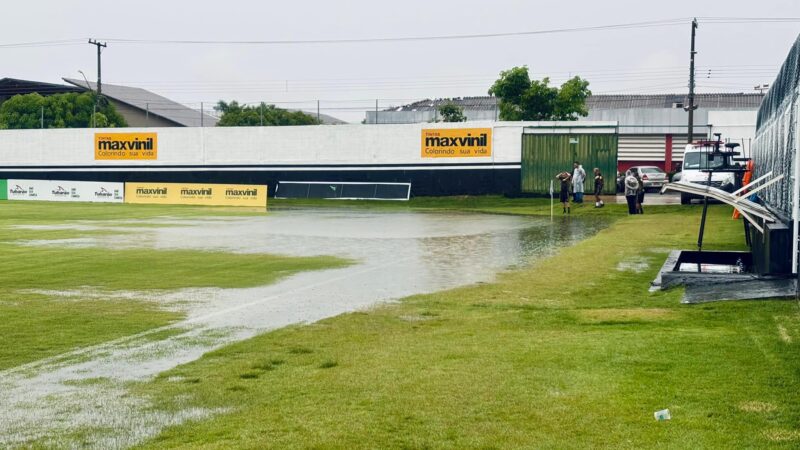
97;137;154;151
225;188;258;196
423;133;488;147
181;188;212;196
136;187;168;195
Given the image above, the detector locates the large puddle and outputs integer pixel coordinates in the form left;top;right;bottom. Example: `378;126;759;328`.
0;209;608;448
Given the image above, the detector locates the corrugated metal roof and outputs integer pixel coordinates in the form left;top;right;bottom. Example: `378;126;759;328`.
387;96;499;112
63;78;218;127
0;78;82;97
586;93;765;109
288;109;348;125
387;93;764;112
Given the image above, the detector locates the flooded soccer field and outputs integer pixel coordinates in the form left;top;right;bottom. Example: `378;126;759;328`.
0;208;608;448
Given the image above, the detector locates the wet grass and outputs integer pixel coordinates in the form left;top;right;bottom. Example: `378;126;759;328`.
270;194;673;218
130;205;800;449
0;202;349;370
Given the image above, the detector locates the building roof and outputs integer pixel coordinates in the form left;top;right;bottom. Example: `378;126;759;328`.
386;96;499;112
385;93;764;112
288;109;348;125
586;93;765;110
0;77;82;98
63;78;219;127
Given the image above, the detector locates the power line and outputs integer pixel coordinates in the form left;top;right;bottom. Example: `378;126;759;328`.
95;18;692;46
1;16;798;51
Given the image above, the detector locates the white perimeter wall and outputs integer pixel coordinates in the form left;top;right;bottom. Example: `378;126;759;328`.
0;121;615;168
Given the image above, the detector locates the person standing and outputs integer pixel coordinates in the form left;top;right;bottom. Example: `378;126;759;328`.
624;169;639;215
555;171;572;214
593;167;604;208
572;161;586;204
635;169;645;214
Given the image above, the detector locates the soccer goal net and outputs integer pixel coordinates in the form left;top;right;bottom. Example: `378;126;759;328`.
275;181;411;201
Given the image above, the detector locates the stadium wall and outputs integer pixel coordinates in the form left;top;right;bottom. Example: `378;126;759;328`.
0;121;616;196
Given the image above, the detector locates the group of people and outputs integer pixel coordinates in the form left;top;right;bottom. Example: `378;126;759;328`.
555;161;605;214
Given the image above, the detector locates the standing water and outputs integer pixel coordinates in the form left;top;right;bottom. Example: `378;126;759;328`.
0;209;608;448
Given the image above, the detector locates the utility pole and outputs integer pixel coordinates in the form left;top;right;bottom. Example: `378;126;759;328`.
88;39;107;96
685;18;698;145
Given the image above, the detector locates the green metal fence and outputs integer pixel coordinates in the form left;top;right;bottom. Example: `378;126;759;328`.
521;132;618;195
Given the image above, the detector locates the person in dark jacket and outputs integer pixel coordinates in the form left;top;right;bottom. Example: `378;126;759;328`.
593;167;604;208
635;170;645;214
555;171;572;214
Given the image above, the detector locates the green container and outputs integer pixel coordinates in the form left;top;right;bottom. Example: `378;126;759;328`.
0;180;6;200
521;132;618;195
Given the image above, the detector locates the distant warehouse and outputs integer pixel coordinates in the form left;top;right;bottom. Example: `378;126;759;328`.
0;77;218;127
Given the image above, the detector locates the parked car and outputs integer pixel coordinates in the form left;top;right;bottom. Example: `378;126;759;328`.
616;166;668;192
636;166;669;191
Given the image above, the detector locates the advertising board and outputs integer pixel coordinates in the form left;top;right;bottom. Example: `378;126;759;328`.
124;182;267;207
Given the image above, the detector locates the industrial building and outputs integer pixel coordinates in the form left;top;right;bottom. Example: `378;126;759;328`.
62;78;218;127
367;93;764;172
0;77;218;127
1;77;346;127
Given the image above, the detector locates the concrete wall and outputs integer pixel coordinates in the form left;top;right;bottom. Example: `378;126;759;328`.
0;121;603;168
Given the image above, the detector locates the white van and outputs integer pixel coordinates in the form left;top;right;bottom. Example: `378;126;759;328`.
674;142;739;205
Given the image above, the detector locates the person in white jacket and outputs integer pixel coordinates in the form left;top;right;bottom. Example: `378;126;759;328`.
572;161;586;204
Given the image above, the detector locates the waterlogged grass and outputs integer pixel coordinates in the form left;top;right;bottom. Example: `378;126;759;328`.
0;244;346;291
0;201;348;370
131;205;800;449
271;194;663;217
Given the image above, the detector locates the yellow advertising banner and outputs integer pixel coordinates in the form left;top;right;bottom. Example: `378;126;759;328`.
95;132;158;160
421;128;492;158
125;182;267;207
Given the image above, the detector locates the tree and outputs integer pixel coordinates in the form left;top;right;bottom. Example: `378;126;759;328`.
437;102;467;122
488;66;591;121
0;92;127;129
215;101;319;126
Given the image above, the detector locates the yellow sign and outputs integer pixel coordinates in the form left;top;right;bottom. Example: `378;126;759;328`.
95;132;158;160
125;182;267;207
421;128;492;158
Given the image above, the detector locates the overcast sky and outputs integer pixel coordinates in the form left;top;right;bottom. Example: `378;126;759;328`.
2;0;798;122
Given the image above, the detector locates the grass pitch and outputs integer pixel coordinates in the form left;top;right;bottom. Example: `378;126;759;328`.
0;202;347;370
126;200;800;449
3;199;799;448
